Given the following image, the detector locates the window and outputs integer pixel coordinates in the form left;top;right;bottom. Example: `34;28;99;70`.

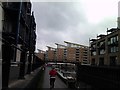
108;40;110;45
92;51;96;55
99;58;104;66
116;47;118;52
116;36;118;41
91;59;95;65
110;46;118;53
110;56;117;66
110;37;114;44
100;49;105;54
93;44;96;48
100;41;104;46
110;35;118;44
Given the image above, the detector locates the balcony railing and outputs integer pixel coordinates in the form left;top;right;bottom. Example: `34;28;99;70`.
108;41;118;46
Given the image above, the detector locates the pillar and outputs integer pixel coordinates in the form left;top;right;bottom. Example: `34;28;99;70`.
18;45;26;79
2;43;11;89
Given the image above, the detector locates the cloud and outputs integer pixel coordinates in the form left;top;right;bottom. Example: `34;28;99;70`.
32;1;117;51
33;2;86;31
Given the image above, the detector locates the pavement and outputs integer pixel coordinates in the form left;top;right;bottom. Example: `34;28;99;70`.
8;67;42;89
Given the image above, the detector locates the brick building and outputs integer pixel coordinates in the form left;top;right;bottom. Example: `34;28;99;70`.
45;41;89;64
36;49;45;61
64;41;89;64
55;43;66;62
46;46;56;61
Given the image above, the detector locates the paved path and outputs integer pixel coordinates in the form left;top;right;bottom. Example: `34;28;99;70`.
37;66;68;88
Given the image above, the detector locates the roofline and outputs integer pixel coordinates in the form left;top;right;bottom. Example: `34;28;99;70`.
64;41;88;47
55;43;66;47
46;46;56;49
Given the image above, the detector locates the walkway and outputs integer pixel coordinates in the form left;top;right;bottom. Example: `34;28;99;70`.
37;66;68;89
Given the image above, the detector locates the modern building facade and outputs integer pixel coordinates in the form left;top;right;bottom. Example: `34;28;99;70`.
90;28;120;66
64;41;89;64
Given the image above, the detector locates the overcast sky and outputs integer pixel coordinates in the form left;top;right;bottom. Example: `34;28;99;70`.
31;0;119;51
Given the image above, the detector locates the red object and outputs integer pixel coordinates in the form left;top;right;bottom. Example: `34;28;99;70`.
49;69;57;77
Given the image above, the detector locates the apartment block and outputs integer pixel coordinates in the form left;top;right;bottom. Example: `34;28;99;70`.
36;50;45;61
46;46;56;61
46;42;89;64
64;41;89;64
90;28;120;66
66;47;76;62
55;43;66;62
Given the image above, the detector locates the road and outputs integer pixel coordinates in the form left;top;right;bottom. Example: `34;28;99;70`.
37;66;68;89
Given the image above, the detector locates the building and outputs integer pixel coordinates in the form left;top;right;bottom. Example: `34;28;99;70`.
36;49;45;61
45;41;89;64
46;46;56;61
90;28;120;66
64;41;89;64
2;1;36;88
55;43;66;62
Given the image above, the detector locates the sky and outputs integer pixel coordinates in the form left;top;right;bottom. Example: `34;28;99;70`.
31;0;119;52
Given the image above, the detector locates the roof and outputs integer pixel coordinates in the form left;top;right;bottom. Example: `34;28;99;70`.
55;43;66;48
64;41;88;48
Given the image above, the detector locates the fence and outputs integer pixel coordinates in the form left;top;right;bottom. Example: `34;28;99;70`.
76;63;120;88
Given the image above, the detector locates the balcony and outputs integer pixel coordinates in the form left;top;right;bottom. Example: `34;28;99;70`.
108;42;118;46
90;47;96;51
3;2;20;12
97;45;105;49
107;28;119;33
97;34;106;39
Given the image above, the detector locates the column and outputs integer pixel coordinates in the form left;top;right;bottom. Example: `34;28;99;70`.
26;52;32;74
2;43;11;89
18;45;26;79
